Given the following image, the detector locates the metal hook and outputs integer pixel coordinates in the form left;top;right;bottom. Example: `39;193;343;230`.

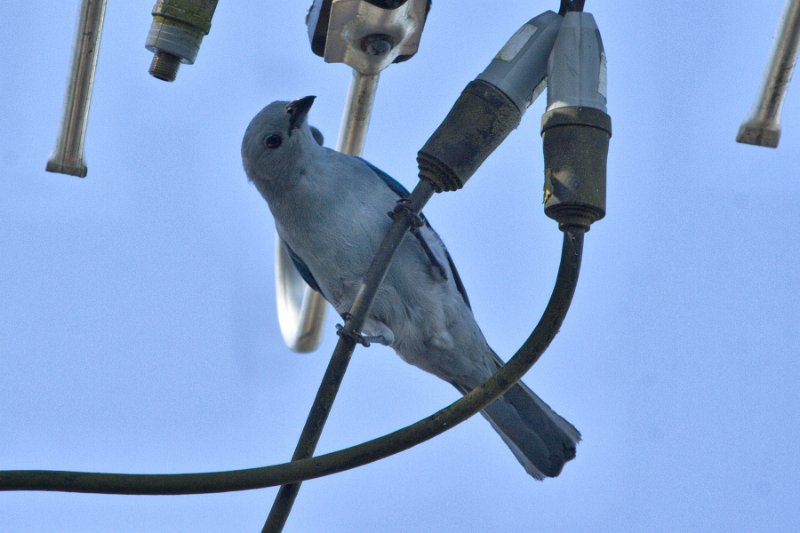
737;0;800;148
46;0;108;177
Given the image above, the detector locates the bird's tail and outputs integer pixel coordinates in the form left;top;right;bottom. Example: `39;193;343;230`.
452;366;580;479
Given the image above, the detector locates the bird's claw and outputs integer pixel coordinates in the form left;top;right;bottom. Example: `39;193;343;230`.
336;323;371;347
388;198;425;229
388;199;449;281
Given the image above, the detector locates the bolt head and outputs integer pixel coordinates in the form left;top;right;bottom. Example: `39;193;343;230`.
361;34;394;56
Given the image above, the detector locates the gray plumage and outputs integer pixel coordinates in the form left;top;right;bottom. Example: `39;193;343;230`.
241;96;580;479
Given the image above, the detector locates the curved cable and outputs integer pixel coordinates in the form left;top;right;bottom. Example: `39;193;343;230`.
0;225;584;496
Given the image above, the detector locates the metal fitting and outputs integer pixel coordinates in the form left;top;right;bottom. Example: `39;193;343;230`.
46;0;108;177
545;11;607;113
145;0;219;82
306;0;431;74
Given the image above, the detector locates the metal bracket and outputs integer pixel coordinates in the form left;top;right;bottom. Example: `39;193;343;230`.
307;0;430;74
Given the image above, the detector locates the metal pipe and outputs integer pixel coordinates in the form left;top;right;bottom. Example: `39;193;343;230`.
46;0;108;177
737;0;800;148
274;71;380;352
336;71;380;154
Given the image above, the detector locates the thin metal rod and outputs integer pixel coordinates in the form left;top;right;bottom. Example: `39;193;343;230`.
46;0;108;177
336;71;380;153
0;228;584;496
273;71;381;352
737;0;800;148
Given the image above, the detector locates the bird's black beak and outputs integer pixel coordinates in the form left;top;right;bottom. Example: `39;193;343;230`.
286;95;316;133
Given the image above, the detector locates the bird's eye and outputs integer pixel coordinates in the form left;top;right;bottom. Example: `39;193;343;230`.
263;134;282;149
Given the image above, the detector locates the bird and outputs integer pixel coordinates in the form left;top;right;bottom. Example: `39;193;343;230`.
241;95;580;479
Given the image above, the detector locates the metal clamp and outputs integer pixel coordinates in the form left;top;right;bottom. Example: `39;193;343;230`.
275;0;430;352
737;0;800;148
46;0;108;178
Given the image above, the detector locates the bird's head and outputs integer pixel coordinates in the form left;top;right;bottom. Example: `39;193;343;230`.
241;96;324;188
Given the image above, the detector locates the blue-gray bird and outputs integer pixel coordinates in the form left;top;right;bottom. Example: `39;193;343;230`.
241;96;580;479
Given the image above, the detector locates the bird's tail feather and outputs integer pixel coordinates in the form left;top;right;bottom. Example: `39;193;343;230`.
453;378;580;480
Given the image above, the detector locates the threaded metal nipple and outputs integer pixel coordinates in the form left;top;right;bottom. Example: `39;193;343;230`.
149;50;181;82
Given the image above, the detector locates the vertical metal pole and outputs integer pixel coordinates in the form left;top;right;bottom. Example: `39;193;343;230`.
336;71;380;153
46;0;108;177
737;0;800;147
273;71;381;353
265;70;380;532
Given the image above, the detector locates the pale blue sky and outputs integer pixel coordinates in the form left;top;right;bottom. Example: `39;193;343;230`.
3;1;800;531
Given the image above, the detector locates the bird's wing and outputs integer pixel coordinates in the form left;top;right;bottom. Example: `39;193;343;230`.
282;239;323;295
357;157;471;310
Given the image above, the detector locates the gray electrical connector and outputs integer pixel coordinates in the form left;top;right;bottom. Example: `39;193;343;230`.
418;11;562;192
541;11;612;230
546;11;607;113
477;10;562;113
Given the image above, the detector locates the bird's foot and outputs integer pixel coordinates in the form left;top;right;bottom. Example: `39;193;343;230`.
336;322;372;347
336;316;393;347
389;198;425;229
389;199;448;281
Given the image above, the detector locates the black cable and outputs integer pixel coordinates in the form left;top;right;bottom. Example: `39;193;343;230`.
559;0;586;15
263;181;436;532
0;228;584;497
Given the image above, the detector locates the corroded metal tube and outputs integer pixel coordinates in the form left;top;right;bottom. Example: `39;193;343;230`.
145;0;219;82
737;0;800;148
46;0;108;177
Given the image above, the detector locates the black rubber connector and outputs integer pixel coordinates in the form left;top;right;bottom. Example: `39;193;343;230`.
541;106;611;230
417;80;522;192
